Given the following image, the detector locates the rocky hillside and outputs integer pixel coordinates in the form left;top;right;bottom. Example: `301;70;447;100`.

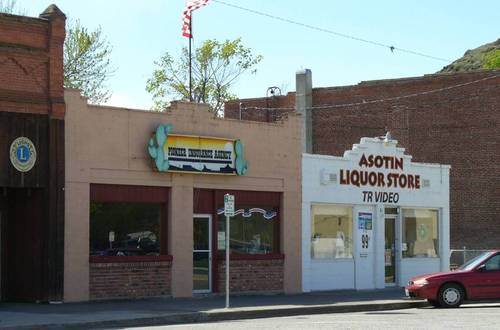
439;38;500;73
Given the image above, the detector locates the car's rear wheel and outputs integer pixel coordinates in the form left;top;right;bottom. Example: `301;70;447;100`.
438;283;464;308
427;299;441;308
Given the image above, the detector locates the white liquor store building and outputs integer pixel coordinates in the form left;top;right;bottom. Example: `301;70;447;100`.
301;136;450;291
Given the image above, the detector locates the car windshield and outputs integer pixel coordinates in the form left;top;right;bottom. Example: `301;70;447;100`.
458;252;494;271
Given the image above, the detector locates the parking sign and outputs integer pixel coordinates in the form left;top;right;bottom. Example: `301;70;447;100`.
224;194;235;217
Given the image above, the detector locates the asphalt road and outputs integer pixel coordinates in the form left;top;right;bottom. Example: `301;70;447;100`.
123;303;500;330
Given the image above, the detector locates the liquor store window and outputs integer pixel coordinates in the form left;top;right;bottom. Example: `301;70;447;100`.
402;209;439;258
89;184;168;257
217;207;279;255
311;204;353;259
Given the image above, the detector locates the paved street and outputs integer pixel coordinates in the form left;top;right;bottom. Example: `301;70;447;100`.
126;303;500;330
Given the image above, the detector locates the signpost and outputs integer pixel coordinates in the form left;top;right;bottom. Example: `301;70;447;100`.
224;194;235;308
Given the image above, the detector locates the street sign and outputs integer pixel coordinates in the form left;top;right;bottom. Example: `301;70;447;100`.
223;193;235;309
224;194;235;217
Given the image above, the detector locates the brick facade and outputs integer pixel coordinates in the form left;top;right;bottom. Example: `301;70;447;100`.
0;7;65;118
89;259;172;300
226;71;500;250
217;258;284;293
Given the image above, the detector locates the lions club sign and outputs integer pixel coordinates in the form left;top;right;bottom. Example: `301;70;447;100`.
10;137;37;172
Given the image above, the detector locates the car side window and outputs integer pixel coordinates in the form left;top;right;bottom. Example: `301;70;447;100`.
484;255;500;271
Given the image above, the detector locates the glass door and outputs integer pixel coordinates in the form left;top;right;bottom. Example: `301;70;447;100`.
385;217;396;285
193;214;212;293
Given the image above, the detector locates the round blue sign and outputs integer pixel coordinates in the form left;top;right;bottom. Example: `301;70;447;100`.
10;137;37;172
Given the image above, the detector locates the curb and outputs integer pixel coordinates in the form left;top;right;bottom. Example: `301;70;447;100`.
1;300;429;329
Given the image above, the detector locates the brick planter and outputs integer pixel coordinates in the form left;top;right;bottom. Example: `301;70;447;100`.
217;257;284;293
89;256;172;300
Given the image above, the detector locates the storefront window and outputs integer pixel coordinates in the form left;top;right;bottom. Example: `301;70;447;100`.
218;208;278;254
90;202;162;256
402;209;439;258
311;204;353;259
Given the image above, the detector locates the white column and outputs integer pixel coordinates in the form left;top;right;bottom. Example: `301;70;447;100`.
374;204;385;288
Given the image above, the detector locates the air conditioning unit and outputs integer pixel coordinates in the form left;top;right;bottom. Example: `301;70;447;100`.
320;169;337;185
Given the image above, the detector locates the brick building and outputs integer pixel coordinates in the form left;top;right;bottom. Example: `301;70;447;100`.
0;5;66;302
226;70;500;250
0;6;302;303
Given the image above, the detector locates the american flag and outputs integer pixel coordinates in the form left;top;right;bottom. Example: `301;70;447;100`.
182;0;210;38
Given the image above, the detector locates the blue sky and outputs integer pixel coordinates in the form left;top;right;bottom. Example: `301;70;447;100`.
20;0;500;109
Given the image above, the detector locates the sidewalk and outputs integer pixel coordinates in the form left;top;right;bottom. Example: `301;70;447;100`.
0;288;428;329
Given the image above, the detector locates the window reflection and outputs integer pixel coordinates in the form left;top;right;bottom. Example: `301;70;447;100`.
218;207;277;254
311;205;353;259
90;202;162;256
402;209;439;258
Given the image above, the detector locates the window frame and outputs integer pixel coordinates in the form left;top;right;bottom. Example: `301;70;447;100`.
89;184;169;263
401;208;440;259
310;203;354;260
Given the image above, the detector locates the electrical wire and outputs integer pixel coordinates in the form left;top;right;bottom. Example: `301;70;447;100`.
212;0;452;63
238;74;499;111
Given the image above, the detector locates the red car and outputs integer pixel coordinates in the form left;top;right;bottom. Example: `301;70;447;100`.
405;250;500;308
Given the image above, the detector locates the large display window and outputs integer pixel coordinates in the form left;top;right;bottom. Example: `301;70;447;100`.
311;204;353;259
402;209;439;258
90;202;162;256
218;207;278;255
89;184;168;258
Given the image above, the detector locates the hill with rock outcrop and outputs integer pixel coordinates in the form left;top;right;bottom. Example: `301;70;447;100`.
439;38;500;73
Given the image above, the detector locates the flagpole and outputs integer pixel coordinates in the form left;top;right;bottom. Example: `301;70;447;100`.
189;15;193;102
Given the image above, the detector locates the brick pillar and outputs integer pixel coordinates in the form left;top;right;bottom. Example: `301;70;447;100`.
40;5;67;302
39;4;66;119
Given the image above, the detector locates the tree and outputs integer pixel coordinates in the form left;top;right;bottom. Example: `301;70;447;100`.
146;38;263;112
0;0;25;15
483;49;500;70
0;2;115;104
64;20;115;104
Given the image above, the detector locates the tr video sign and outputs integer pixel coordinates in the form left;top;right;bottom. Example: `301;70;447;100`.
148;124;248;175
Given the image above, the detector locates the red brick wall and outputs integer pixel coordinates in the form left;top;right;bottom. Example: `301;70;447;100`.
225;94;294;122
217;259;284;293
89;259;172;300
226;71;500;250
0;8;65;118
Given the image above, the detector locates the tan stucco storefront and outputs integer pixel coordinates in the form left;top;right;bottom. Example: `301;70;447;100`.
63;90;302;302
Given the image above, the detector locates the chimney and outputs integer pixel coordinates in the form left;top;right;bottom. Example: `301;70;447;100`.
295;69;312;153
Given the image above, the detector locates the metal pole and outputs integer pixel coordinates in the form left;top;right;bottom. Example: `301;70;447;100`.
225;214;230;308
189;17;193;102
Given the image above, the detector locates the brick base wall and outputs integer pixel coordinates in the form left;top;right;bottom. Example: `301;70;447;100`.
89;260;172;300
217;259;284;293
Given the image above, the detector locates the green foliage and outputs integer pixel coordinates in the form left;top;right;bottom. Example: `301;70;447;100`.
0;0;26;15
64;20;115;104
483;49;500;70
439;39;500;73
146;38;262;112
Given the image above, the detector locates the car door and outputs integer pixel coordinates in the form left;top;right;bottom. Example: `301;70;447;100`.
468;253;500;299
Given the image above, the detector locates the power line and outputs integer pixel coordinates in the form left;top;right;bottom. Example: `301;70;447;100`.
239;74;499;111
212;0;452;63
